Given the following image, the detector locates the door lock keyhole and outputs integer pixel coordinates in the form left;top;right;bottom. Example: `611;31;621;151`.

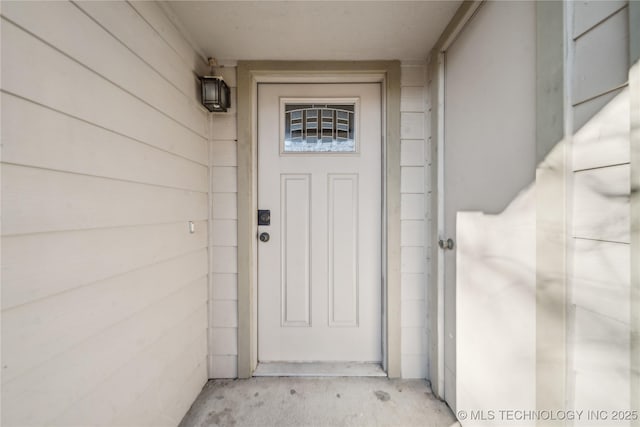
259;232;270;242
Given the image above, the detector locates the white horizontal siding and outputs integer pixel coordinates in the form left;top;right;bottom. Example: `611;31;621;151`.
573;0;627;39
113;333;208;426
2;222;207;310
572;6;629;105
573;88;630;171
1;1;209;426
129;1;209;78
572;239;630;324
209;67;239;378
573;86;625;132
2;0;207;137
2;250;207;383
400;62;429;379
401;193;426;220
2;278;207;426
2;164;208;235
76;1;204;102
572;164;630;243
212;273;239;300
51;309;208;426
569;1;631;417
572;307;631;418
2;94;208;192
1;18;207;165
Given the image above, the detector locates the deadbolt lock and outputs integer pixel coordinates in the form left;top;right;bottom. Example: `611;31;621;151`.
258;210;271;226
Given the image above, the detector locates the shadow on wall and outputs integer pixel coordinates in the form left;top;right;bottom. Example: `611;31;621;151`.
455;80;633;426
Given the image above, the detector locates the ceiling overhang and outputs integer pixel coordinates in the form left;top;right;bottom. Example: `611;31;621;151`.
163;1;462;62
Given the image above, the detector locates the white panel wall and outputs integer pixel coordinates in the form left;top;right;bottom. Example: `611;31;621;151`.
209;67;239;378
206;65;431;379
1;1;209;425
569;1;632;419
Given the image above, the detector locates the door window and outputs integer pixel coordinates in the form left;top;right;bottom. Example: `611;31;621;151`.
281;99;358;153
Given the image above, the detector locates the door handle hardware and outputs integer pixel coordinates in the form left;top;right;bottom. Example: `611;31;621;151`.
438;238;454;250
258;210;271;226
259;232;270;242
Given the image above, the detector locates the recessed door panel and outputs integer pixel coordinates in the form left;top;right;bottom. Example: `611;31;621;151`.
280;174;311;326
328;174;359;327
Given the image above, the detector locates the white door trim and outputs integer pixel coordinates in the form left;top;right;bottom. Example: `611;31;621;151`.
236;61;401;378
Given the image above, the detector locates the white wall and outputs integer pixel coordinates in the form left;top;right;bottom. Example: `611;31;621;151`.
1;1;210;425
568;1;632;418
207;63;432;379
424;1;634;418
441;1;537;413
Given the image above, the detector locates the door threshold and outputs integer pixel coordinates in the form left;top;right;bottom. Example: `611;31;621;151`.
253;362;386;377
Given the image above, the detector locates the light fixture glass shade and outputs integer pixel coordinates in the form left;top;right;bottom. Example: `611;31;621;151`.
200;76;230;112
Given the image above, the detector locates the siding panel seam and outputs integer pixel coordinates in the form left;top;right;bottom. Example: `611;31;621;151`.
572;82;629;107
0;161;209;194
572;4;629;41
0;90;208;167
3;278;208;391
71;0;206;114
2;247;209;312
0;15;208;140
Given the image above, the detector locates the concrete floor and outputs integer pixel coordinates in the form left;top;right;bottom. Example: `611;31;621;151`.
179;377;457;427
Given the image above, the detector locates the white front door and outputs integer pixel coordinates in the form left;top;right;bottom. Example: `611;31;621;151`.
257;83;381;363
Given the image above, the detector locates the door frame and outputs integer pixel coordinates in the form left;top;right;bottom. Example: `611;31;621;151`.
236;61;401;378
427;1;484;399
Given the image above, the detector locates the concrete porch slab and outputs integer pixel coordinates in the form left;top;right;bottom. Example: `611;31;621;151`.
179;377;456;427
